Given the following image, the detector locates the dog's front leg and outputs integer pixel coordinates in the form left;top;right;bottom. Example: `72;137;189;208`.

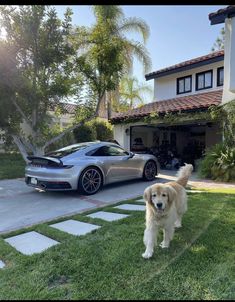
160;227;174;248
142;225;158;259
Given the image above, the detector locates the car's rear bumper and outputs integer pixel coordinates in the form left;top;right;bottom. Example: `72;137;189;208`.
25;176;73;191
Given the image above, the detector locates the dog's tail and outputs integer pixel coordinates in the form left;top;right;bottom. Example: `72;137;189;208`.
176;163;193;187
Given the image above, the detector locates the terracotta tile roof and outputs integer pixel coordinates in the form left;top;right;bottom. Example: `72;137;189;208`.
62;103;78;114
145;51;224;80
49;102;78;114
209;5;235;24
110;90;222;123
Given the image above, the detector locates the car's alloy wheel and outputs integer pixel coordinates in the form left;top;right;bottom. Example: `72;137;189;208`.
79;167;103;195
143;161;157;181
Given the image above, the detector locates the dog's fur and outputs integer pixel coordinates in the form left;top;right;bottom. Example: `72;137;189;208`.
142;163;193;259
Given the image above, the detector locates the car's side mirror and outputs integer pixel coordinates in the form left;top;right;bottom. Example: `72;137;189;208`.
127;152;135;159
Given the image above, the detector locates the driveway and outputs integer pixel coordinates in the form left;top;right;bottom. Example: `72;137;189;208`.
1;170;234;234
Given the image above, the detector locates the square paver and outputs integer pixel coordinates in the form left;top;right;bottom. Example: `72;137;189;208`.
87;211;129;222
0;260;5;269
5;231;59;255
49;219;100;236
114;204;146;211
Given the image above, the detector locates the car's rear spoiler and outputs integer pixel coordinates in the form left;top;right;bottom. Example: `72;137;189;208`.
27;156;63;167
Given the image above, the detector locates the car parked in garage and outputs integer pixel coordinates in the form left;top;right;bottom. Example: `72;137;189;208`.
25;141;159;195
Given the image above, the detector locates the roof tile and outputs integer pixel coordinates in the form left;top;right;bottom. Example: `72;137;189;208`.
111;90;222;122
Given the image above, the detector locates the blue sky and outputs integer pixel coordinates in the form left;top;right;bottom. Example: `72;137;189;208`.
55;5;225;98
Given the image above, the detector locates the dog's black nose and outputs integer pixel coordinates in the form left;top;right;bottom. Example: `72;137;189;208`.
157;203;162;208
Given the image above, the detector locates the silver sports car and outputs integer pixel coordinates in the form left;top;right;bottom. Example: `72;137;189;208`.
25;141;159;195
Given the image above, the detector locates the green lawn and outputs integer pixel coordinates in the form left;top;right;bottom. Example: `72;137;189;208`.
0;153;25;180
0;190;235;300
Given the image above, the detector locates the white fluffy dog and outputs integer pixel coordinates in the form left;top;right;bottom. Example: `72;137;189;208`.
142;163;193;259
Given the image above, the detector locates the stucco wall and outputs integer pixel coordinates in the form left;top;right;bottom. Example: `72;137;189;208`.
222;17;235;103
154;61;224;101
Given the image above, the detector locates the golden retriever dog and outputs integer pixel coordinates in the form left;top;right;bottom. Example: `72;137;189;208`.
142;163;193;259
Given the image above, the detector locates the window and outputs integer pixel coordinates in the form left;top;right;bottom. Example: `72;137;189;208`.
217;67;224;86
92;146;129;157
177;75;192;94
196;70;213;91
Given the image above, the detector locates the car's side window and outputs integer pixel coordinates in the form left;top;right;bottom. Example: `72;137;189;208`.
92;146;110;156
91;146;129;156
106;146;128;156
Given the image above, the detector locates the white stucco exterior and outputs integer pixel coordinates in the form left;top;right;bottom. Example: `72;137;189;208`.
222;16;235;103
153;60;224;101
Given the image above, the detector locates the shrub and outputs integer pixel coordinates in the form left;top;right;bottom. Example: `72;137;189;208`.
73;118;113;143
73;123;96;143
90;119;113;141
199;143;235;182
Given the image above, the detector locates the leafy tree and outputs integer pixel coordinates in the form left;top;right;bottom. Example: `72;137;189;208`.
211;27;225;51
113;76;152;112
0;5;83;160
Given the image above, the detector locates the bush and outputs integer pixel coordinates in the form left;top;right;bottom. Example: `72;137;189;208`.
73;123;96;143
73;118;113;143
199;143;235;182
90;119;113;141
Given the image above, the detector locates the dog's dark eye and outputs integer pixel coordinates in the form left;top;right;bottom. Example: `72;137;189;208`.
152;193;156;197
162;193;167;197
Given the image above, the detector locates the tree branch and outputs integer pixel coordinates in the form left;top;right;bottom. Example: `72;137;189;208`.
12;98;37;136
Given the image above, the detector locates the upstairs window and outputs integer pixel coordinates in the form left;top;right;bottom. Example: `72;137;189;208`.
196;70;213;91
177;75;192;94
217;67;224;86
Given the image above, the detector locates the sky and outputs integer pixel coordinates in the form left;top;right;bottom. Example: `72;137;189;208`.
54;5;225;101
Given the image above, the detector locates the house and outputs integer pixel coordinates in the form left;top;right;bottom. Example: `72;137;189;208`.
111;6;235;169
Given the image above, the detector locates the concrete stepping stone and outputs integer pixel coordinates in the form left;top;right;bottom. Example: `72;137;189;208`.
87;211;129;222
114;204;146;211
49;219;100;236
5;231;59;255
0;260;5;269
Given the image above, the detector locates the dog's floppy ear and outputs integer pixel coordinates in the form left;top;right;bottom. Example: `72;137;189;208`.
144;186;152;204
165;185;177;204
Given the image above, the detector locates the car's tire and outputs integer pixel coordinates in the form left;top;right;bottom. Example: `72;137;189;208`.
78;166;103;195
143;160;157;181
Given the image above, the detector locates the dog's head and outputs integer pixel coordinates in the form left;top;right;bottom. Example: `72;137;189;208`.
144;184;176;215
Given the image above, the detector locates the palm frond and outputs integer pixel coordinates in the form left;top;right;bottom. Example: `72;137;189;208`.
125;40;152;73
92;5;124;24
118;17;150;43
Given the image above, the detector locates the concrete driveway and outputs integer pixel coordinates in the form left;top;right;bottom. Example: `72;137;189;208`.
1;170;234;234
0;176;165;234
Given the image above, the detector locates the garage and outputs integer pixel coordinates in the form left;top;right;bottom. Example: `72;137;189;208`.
129;121;222;169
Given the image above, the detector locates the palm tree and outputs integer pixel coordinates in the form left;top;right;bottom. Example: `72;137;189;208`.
91;6;151;73
115;76;152;111
74;6;152;117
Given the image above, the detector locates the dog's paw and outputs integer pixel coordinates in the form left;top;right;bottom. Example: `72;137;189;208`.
142;250;153;259
159;241;169;249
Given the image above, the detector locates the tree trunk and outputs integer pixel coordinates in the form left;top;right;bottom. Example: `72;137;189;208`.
12;135;30;163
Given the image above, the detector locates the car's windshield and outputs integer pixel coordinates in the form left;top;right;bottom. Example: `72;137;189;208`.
46;143;92;158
